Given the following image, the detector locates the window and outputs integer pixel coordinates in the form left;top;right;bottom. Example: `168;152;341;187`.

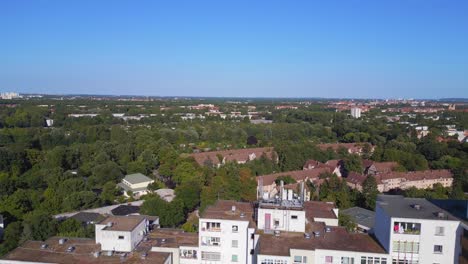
202;222;221;232
362;257;387;264
392;260;418;264
274;219;280;226
201;251;221;261
260;260;288;264
393;222;421;235
232;225;238;232
392;241;419;253
180;249;197;259
293;256;306;263
325;256;333;264
118;235;124;239
232;240;238;248
342;257;355;264
291;215;298;219
232;254;238;262
434;245;443;253
435;226;444;236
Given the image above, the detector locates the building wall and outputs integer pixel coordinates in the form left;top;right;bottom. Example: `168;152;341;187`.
314;249;389;264
374;205;392;252
257;254;290;264
290;249;314;264
257;208;306;233
389;217;460;264
199;218;251;264
313;217;338;227
95;219;147;252
151;247;180;263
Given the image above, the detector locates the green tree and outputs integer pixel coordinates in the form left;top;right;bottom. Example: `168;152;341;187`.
140;196;185;227
0;222;23;256
22;211;58;241
361;176;379;210
339;213;357;232
342;154;363;176
175;181;202;211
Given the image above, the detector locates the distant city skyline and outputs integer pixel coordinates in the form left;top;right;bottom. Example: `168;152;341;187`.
1;1;467;98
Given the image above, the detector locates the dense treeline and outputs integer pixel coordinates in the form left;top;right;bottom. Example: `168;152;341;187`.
0;99;467;255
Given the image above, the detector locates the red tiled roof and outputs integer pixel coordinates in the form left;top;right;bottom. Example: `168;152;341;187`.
189;147;275;166
258;167;331;186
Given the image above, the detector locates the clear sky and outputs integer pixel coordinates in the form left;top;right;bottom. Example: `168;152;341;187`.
1;0;467;98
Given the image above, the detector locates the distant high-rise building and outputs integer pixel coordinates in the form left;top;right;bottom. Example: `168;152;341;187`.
0;92;21;99
351;107;362;118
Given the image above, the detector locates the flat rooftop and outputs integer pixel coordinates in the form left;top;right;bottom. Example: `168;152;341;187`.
2;237;170;264
145;228;199;248
377;195;459;221
99;215;147;231
201;200;256;227
258;226;386;256
123;173;153;184
341;207;375;229
304;201;337;220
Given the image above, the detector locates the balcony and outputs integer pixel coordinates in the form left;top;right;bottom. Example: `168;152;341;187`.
201;237;221;247
393;222;421;235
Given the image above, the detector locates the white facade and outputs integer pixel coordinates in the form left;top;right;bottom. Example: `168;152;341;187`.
198;218;254;264
257;207;306;232
350;108;362;118
375;201;462;264
314;249;389;264
95;218;148;252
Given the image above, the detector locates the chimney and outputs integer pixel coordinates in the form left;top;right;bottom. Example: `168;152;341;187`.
231;205;236;212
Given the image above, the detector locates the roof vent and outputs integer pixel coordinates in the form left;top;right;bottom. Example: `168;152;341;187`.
313;231;321;237
304;233;311;239
93;252;100;258
106;222;113;227
106;251;114;257
66;246;75;253
325;227;332;233
231;205;236;212
41;244;48;249
274;230;281;237
59;238;67;245
413;204;421;210
161;238;166;244
437;212;445;218
240;212;246;218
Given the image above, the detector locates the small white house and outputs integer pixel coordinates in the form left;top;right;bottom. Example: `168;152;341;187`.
118;173;154;198
95;215;150;252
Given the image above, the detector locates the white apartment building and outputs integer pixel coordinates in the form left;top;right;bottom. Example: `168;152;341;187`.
374;195;462;264
350;107;362;118
95;215;150;252
198;201;257;264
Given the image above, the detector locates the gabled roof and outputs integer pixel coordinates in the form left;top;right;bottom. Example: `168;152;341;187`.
341;207;375;229
123;173;153;184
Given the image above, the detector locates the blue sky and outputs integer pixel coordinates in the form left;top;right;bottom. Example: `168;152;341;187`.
1;0;467;98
